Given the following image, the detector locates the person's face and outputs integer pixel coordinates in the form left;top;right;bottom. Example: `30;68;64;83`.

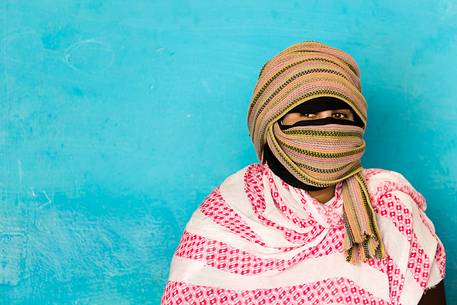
281;109;354;125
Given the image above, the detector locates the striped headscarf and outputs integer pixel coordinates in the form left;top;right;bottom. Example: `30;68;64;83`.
247;41;386;264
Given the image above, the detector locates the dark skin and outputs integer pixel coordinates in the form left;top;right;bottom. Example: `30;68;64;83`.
418;281;446;305
283;109;447;304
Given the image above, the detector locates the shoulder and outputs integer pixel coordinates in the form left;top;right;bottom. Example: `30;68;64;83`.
362;167;415;191
362;169;446;293
362;168;426;211
218;163;265;191
197;163;264;209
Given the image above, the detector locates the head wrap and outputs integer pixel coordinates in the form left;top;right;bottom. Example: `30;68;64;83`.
247;41;386;264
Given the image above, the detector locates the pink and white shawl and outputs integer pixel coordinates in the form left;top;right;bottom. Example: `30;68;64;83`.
161;163;446;305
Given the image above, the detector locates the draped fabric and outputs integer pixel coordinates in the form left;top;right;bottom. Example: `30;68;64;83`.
247;41;384;263
161;164;446;305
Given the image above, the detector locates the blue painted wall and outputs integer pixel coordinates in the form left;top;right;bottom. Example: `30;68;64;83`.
1;1;455;304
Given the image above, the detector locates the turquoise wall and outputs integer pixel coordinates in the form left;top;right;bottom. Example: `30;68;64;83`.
1;1;455;304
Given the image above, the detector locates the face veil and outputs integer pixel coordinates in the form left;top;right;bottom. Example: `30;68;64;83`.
264;96;364;192
247;41;386;264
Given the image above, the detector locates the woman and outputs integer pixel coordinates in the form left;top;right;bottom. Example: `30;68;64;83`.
161;41;446;304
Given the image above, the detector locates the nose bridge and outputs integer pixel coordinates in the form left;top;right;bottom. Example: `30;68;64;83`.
318;109;333;118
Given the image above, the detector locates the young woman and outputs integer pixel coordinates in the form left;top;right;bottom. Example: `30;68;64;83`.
161;41;446;305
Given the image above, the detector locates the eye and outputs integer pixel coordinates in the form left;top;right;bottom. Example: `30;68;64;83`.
333;112;349;119
331;109;355;120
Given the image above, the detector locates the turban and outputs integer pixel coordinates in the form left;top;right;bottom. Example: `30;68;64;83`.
247;41;386;264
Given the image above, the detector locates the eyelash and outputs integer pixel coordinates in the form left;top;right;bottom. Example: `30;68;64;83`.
301;113;348;118
333;113;348;119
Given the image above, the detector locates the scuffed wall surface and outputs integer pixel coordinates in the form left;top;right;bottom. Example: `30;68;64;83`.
0;1;455;304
